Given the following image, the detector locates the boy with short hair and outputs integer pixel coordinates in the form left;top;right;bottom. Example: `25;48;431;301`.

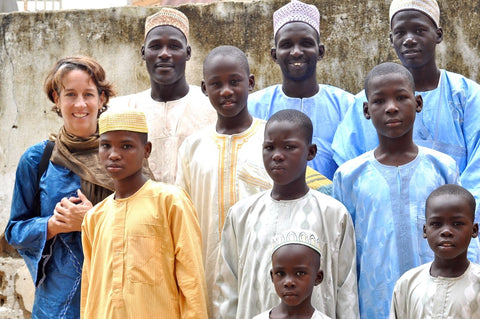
80;109;208;319
332;0;480;212
248;0;355;180
332;62;480;319
253;229;331;319
175;45;271;313
215;109;359;319
390;184;480;319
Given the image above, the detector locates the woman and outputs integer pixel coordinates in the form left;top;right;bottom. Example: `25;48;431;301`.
5;56;115;318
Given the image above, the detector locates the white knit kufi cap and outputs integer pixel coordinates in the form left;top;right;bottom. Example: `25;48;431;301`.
273;0;320;38
144;7;189;40
389;0;440;27
271;229;322;257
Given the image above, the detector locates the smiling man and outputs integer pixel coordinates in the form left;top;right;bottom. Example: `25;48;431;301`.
110;8;216;183
248;0;355;181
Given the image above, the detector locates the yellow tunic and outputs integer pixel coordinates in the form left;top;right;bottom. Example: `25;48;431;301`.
81;180;208;319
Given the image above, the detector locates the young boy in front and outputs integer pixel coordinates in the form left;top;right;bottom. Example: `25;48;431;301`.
332;0;480;212
214;109;359;319
253;229;331;319
332;62;480;319
390;184;480;318
80;109;207;319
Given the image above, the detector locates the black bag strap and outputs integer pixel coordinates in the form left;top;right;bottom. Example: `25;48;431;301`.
33;140;55;216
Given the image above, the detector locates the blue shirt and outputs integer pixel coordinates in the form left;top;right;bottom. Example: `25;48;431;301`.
332;70;480;212
332;146;480;319
6;141;84;318
248;84;355;180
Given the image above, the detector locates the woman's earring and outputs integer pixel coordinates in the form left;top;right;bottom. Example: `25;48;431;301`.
98;105;107;116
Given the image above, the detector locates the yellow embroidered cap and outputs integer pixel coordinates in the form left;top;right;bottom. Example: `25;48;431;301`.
389;0;440;27
99;109;148;135
144;7;189;41
272;229;322;257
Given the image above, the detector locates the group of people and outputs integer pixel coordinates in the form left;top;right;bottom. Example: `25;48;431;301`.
5;0;480;318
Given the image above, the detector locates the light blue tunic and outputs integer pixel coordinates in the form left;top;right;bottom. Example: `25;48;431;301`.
332;70;480;212
332;146;480;319
6;141;84;318
248;84;355;180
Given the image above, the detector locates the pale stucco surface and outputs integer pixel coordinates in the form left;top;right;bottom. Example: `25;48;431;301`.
0;0;479;317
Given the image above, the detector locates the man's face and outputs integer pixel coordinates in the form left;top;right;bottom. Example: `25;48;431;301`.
390;10;443;70
142;26;191;87
271;22;324;83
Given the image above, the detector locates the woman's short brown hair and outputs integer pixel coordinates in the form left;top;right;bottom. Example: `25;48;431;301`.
44;56;115;116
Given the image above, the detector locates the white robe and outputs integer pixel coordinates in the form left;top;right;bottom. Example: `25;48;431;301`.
390;262;480;319
214;190;359;319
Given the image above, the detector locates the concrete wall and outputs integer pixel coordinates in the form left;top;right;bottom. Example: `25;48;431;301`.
1;0;479;317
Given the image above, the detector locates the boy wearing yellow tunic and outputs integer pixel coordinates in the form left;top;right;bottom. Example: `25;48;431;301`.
80;109;207;319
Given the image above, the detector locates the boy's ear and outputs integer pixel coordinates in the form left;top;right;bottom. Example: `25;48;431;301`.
363;102;371;120
317;44;325;61
141;45;146;61
472;223;479;238
186;45;192;61
314;270;324;286
435;27;444;44
270;269;274;282
201;80;208;96
271;47;278;64
415;95;423;113
389;32;393;47
423;224;427;238
307;144;317;161
249;74;255;92
144;141;152;159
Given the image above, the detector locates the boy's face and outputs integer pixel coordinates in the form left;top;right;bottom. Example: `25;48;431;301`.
201;54;254;119
99;130;151;182
263;120;316;186
424;194;479;262
271;22;325;82
270;244;323;308
142;26;191;87
390;10;443;70
363;73;423;140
